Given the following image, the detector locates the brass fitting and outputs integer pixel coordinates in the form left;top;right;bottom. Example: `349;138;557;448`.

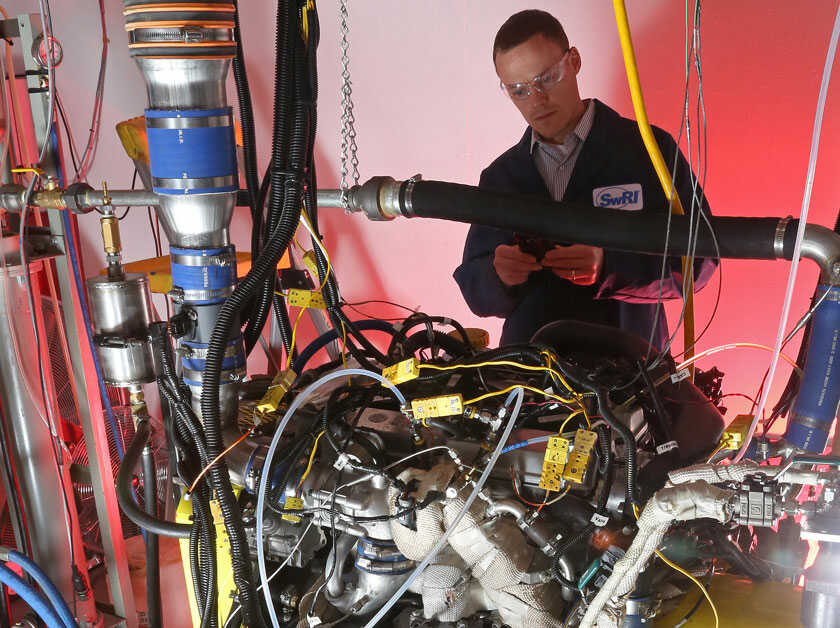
100;215;121;255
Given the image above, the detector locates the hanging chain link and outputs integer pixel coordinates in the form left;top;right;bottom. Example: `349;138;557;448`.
338;0;360;211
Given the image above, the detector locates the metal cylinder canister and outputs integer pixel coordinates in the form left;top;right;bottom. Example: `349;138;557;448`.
786;285;840;452
86;273;156;387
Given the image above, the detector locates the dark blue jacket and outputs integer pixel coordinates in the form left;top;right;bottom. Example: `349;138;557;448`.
453;99;718;349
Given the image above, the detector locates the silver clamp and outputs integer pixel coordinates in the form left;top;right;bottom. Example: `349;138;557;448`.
774;215;792;259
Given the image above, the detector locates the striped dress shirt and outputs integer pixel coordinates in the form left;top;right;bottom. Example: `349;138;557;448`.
531;98;596;201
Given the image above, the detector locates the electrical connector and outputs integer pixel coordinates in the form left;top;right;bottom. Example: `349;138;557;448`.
381;358;419;386
411;394;464;421
281;496;304;523
256;369;297;415
302;250;319;278
719;414;754;450
539;436;569;491
286;288;326;309
573;429;598;453
563;452;590;484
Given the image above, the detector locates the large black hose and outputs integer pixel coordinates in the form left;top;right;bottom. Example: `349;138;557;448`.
407;180;787;260
142;447;162;628
116;420;192;538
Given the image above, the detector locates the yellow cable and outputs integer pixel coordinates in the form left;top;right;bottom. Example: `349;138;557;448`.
419;360;579;401
463;384;574;406
558;408;591;433
299;207;332;291
705;442;725;464
631;504;719;628
655;549;719;628
296;430;325;491
612;0;696;372
285;307;307;370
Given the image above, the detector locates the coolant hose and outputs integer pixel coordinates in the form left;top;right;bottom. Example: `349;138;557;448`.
141;447;162;628
408;180;782;260
6;551;76;628
784;284;840;452
292;319;396;373
116;420;192;538
0;564;66;628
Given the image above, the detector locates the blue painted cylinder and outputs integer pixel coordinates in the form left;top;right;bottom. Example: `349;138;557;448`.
170;246;236;305
786;285;840;452
145;108;237;195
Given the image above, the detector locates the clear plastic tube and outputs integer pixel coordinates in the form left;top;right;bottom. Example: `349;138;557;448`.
735;2;840;462
363;387;525;628
255;367;408;628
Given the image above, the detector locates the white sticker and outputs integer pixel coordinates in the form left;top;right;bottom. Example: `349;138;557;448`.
592;183;644;211
670;369;691;384
656;441;679;454
591;513;609;527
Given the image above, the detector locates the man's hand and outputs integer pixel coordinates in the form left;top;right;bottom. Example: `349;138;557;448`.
542;244;604;285
493;244;542;287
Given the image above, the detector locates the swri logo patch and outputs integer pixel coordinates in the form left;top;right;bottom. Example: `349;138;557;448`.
593;183;643;210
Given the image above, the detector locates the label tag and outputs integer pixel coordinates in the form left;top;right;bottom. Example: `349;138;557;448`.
670;369;690;384
591;513;609;527
592;183;643;211
656;440;679;454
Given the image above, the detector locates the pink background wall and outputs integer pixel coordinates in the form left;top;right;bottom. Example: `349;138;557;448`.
8;0;840;426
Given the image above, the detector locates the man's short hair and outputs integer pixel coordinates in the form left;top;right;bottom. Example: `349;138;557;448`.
493;10;569;61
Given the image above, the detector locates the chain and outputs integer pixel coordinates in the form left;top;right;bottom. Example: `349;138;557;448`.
338;0;359;211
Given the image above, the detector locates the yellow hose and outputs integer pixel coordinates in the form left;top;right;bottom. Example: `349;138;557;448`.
612;0;696;370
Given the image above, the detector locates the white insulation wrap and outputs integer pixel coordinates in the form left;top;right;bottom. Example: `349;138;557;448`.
387;465;562;627
667;461;759;486
581;480;735;628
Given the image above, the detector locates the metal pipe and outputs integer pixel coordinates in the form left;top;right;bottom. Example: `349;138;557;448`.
0;261;74;604
316;189;344;208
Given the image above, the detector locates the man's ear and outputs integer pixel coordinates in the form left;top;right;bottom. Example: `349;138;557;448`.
570;47;582;74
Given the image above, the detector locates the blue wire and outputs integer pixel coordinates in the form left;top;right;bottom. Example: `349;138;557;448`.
0;564;66;628
7;551;77;628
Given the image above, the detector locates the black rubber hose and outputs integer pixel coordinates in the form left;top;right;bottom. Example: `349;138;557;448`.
387;314;472;360
407;180;785;260
116;421;192;538
142;447;162;628
400;329;470;361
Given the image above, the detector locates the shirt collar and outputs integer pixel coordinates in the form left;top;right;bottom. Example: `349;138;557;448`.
530;98;595;154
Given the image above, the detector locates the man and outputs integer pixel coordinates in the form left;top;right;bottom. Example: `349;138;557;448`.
453;10;718;350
